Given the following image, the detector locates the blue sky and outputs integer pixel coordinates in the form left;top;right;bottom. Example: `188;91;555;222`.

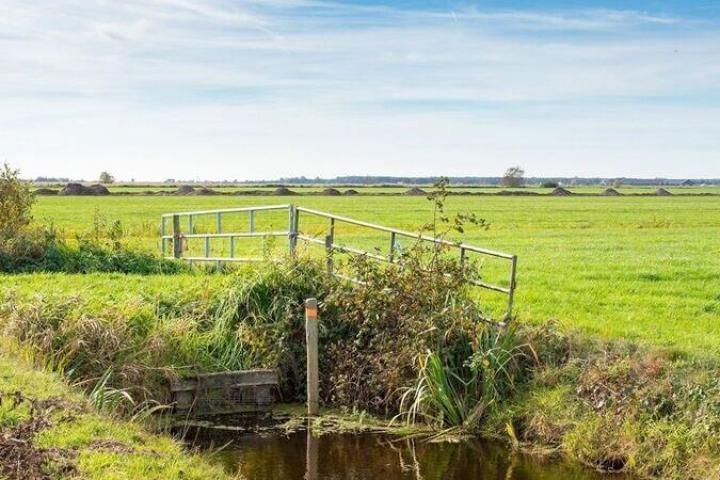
1;1;719;180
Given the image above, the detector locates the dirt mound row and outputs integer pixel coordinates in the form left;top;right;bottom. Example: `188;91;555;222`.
273;187;297;196
343;189;359;196
320;188;342;196
550;187;573;196
655;188;672;196
601;188;621;196
174;185;196;195
59;183;110;195
404;187;427;196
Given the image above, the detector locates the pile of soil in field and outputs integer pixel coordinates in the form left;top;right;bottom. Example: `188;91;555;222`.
273;187;297;196
404;187;427;196
343;189;359;195
87;184;110;195
58;183;110;195
174;185;196;195
33;188;58;195
320;188;341;196
601;188;621;196
550;187;573;196
656;188;672;196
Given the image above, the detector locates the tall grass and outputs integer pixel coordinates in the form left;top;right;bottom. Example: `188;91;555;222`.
398;325;526;430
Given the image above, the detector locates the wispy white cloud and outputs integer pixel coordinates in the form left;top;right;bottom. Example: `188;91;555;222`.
0;1;718;179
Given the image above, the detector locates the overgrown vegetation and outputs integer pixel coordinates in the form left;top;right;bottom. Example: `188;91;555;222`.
3;170;720;478
0;163;35;236
0;225;187;274
0;165;185;274
0;342;237;480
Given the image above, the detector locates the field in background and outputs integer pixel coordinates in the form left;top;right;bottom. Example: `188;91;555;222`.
32;183;720;195
13;193;720;356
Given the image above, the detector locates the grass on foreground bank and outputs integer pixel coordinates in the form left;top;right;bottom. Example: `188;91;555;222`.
0;339;239;480
6;271;720;479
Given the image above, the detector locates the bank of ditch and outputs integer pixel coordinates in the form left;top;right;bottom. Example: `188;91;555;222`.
2;259;720;479
0;337;238;480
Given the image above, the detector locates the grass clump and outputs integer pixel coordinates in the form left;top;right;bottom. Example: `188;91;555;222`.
0;225;187;274
0;340;237;480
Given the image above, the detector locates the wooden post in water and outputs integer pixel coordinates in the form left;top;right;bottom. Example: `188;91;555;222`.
305;429;318;480
172;215;182;259
305;298;319;417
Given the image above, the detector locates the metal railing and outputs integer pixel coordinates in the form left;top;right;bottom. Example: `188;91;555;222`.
160;204;518;319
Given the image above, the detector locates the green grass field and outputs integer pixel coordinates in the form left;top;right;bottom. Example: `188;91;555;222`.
19;193;720;357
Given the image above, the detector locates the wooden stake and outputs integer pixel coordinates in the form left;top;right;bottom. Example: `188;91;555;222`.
305;298;319;416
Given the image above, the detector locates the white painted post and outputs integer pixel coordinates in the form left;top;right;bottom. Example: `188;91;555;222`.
305;298;319;417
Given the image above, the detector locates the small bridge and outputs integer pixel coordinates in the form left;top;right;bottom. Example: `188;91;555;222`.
160;204;517;320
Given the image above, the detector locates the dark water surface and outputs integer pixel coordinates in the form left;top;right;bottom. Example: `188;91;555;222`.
214;432;625;480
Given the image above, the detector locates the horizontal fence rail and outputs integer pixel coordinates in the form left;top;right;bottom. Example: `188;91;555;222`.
160;204;518;320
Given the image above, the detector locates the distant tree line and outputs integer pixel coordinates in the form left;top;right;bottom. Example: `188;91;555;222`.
244;176;720;186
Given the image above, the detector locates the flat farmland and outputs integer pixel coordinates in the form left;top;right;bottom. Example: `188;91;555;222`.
23;194;720;356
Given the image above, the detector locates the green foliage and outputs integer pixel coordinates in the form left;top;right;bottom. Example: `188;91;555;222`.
501;166;525;187
27;193;720;353
98;171;115;184
398;325;525;430
0;224;187;274
0;163;35;236
0;347;234;480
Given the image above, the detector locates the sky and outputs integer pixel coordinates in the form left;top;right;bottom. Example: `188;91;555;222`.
1;1;719;181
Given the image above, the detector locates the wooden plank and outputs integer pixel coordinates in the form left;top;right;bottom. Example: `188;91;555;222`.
170;369;279;392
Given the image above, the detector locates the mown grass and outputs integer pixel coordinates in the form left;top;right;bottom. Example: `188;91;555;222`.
27;194;720;357
0;339;238;480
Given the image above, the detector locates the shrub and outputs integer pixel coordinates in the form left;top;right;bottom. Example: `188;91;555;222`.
0;163;34;236
541;181;559;188
0;226;187;274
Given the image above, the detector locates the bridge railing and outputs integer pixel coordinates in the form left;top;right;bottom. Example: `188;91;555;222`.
160;204;517;320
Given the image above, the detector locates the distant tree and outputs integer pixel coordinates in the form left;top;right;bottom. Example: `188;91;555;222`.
501;166;525;187
541;181;559;188
0;163;34;236
99;171;115;184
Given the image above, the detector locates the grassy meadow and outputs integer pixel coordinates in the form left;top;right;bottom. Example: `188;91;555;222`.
17;193;720;357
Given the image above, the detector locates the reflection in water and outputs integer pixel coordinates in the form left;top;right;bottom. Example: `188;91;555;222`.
214;432;628;480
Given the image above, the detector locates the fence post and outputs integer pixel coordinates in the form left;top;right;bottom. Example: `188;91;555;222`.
325;235;334;275
172;215;182;259
160;217;167;257
288;205;298;256
305;298;319;417
506;255;518;320
389;231;396;262
325;218;334;275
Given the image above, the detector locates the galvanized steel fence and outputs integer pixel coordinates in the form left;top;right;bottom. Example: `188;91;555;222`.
160;204;517;319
